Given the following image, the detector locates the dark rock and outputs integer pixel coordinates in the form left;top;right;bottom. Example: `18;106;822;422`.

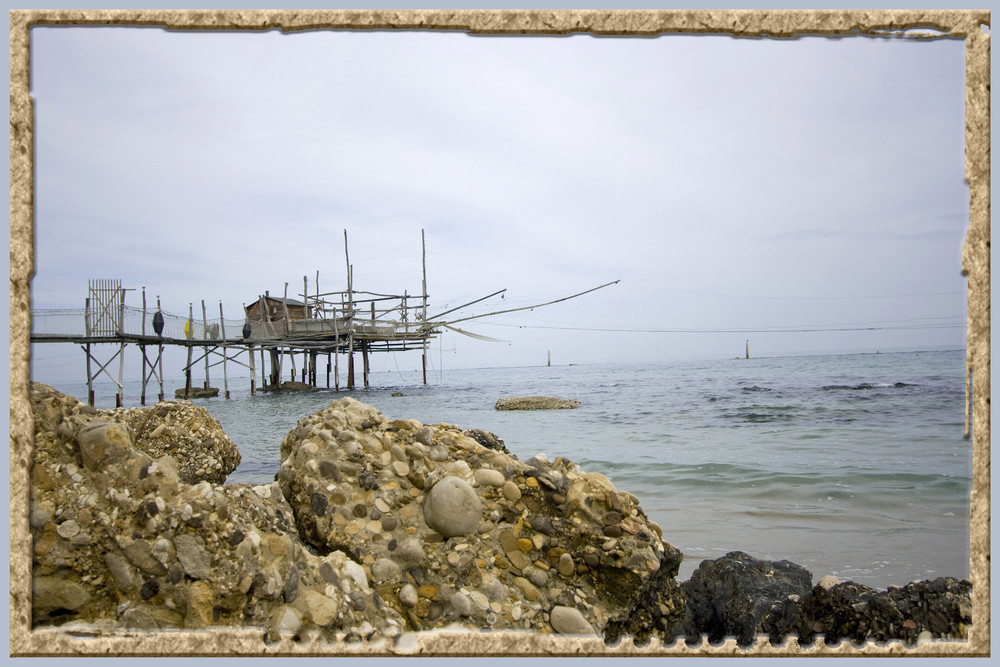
794;576;972;646
461;428;509;453
681;551;813;647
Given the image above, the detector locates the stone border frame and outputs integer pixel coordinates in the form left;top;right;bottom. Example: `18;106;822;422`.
8;8;990;657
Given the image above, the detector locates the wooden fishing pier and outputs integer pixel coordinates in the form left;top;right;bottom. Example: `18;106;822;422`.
30;231;619;407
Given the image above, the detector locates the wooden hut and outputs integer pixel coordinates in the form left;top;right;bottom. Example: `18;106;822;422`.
245;295;313;322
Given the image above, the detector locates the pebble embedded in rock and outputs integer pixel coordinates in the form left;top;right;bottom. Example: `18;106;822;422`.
56;520;81;539
557;553;575;577
399;583;418;607
549;605;595;635
474;468;505;487
502;480;521;501
423;476;482;538
450;591;472;616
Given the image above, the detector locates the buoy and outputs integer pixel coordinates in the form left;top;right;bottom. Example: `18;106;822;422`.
242;321;252;339
152;311;164;336
184;319;193;340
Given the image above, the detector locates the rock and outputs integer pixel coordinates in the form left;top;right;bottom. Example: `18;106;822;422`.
260;381;317;393
76;421;131;471
680;551;813;647
550;605;595;635
276;396;671;635
473;468;505;488
462;428;508;453
173;387;220;399
173;534;212;580
28;383;400;635
32;576;92;617
399;584;419;607
423;476;483;538
495;396;581;411
793;577;972;646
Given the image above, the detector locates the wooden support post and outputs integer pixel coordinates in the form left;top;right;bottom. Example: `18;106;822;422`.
249;343;256;396
333;307;340;391
202;300;210;389
422;228;428;386
347;345;355;389
157;342;164;402
140;344;148;406
157;296;164;402
184;343;193;399
85;342;95;407
219;301;230;399
362;341;370;389
326;351;331;389
746;340;750;360
116;288;126;408
271;348;281;389
116;341;125;408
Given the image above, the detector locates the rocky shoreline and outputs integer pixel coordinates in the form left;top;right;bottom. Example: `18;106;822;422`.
28;382;972;650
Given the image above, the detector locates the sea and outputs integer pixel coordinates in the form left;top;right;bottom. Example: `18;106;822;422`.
35;348;972;590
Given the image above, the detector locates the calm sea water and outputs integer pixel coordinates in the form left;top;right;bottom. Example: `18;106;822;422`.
43;349;972;589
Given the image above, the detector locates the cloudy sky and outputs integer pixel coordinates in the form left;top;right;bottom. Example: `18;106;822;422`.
28;24;969;380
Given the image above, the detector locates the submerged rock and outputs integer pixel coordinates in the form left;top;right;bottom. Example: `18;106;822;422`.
495;396;581;410
173;387;219;399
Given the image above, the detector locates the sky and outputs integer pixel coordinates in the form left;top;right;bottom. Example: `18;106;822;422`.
27;24;970;383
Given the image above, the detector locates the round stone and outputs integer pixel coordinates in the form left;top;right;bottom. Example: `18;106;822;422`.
474;468;505;487
393;460;410;477
56;520;80;539
399;583;418;607
423;476;482;538
450;592;472;616
502;481;522;501
557;553;575;576
371;558;401;583
550;605;595;635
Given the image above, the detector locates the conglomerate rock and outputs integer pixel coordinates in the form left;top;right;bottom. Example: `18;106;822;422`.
276;396;676;635
109;399;241;484
29;383;401;638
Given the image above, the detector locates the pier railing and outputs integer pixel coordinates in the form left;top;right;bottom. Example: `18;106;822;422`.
31;307;248;341
32;306;434;344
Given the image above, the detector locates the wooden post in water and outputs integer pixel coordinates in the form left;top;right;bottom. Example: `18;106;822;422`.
202;300;211;389
116;287;126;408
184;304;194;398
548;350;551;367
421;228;428;385
140;288;148;405
249;343;256;396
362;341;370;388
333;306;340;391
84;296;95;406
85;342;94;407
157;296;164;402
746;340;750;360
219;301;230;399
